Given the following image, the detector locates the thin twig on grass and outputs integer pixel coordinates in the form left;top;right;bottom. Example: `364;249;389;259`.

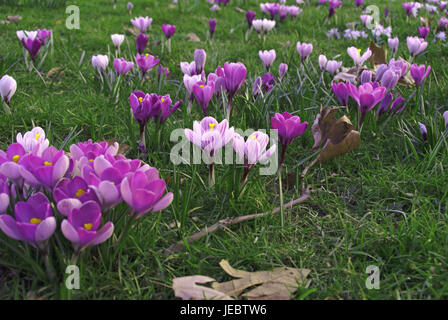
164;188;315;254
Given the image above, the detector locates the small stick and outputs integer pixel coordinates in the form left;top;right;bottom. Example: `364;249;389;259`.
164;188;314;254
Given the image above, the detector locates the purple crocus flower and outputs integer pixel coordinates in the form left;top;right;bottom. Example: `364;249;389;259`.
440;17;448;30
380;69;400;91
271;112;308;167
61;201;114;251
129;91;160;126
161;24;176;39
332;82;350;106
194;49;207;75
407;36;427;56
113;58;134;76
410;64;431;86
252;76;262;97
418;122;427;140
0;180;9;214
418;26;430;39
377;92;394;118
36;29;52;45
388;37;399;54
442;110;448;128
22;37;42;61
193;81;215;116
246;11;256;27
261;72;277;93
136;53;160;76
384;8;389;18
233;131;276;184
354;0;363;7
223;62;247;118
390;96;405;114
279;63;288;79
296;42;313;63
127;2;134;12
259;49;276;71
0;75;17;105
348;82;387;127
329;0;342;18
360;70;372;84
120;169;173;218
209;19;217;39
136;33;149;54
402;2;415;17
53;176;100;216
0;193;56;250
180;61;197;76
0;143;27;188
131;16;153;33
18;146;70;189
156;95;182;124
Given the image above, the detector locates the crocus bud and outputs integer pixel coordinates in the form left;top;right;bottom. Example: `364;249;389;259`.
443;110;448;127
418;26;430;39
111;34;125;49
296;42;313;62
0;75;17;105
252;76;262;97
278;63;288;79
381;69;399;90
360;70;372;84
136;33;149;54
418;122;427;141
410;64;431;86
378;92;393;118
440;17;448;30
332;82;349;106
388;37;399;53
161;24;176;39
194;49;206;74
246;11;256;26
407;36;427;56
127;2;133;12
318;54;327;72
91;55;109;72
259;49;276;71
209;19;217;39
326;60;342;74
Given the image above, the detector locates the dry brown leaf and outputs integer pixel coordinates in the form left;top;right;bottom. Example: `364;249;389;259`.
7;16;22;23
318;130;361;162
368;41;387;66
46;67;64;80
211;260;310;300
106;138;130;155
312;107;354;150
186;33;201;42
173;276;234;300
122;24;139;36
420;17;430;27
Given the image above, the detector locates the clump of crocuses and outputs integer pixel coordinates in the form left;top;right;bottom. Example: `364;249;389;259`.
0;126;173;279
129;91;182;152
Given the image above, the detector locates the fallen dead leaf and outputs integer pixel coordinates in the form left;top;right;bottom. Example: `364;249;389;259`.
7;15;22;23
106;138;130;155
368;41;387;66
173;276;234;300
211;259;310;300
122;24;140;36
312;107;354;150
186;33;201;42
318;130;361;162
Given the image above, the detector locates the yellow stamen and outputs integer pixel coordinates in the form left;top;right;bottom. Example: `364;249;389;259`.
358;48;361;55
35;132;41;141
138;97;143;103
145;53;149;57
209;123;216;131
200;85;204;88
88;159;94;162
75;189;86;198
12;155;20;163
84;223;93;230
43;161;52;166
30;218;42;224
161;98;165;102
251;135;257;140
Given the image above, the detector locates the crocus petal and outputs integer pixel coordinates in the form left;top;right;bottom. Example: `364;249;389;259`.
0;214;24;240
35;217;56;242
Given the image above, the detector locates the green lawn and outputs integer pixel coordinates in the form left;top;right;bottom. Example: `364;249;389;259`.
0;0;447;299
